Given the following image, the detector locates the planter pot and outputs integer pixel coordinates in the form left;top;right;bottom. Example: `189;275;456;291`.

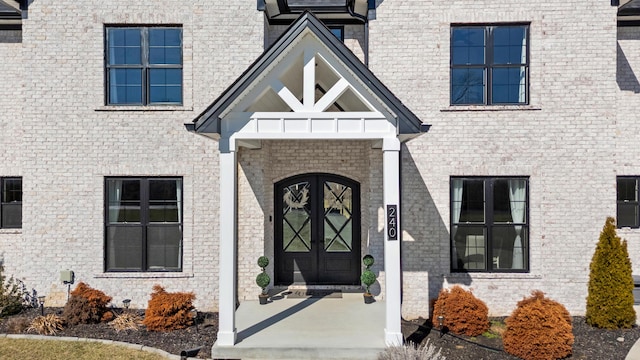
363;293;375;304
259;294;269;305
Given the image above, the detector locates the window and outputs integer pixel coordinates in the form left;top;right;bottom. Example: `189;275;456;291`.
1;177;22;229
451;24;529;105
451;177;528;272
329;26;344;41
105;26;182;105
105;177;182;271
617;177;640;228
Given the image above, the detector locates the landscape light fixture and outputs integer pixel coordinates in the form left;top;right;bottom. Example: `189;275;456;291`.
191;308;199;333
38;296;45;316
437;315;445;337
122;299;131;310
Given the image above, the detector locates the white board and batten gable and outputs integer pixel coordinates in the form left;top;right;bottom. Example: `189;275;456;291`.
191;11;426;150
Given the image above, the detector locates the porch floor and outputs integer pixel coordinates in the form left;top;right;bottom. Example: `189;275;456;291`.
211;290;386;360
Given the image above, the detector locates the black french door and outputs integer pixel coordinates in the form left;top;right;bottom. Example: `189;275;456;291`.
274;174;361;285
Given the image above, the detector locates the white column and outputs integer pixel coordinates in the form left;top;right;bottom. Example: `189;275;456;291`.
382;137;403;346
217;138;238;346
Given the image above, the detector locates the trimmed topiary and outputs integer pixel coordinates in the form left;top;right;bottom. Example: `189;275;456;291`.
432;286;489;337
503;290;574;360
257;256;269;270
361;270;376;295
256;272;271;295
586;217;636;329
363;254;375;269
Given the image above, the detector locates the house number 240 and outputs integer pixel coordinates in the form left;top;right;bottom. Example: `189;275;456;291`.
387;205;398;241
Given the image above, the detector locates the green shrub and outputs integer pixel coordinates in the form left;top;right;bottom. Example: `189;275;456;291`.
432;286;489;337
143;285;195;332
256;256;271;295
503;290;573;360
257;256;269;270
363;254;375;268
586;217;636;329
256;272;270;294
0;264;27;317
361;270;376;294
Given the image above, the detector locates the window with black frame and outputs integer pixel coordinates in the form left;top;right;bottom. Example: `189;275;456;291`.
105;177;182;271
451;24;529;105
1;177;22;229
617;177;640;228
451;177;529;272
105;26;182;105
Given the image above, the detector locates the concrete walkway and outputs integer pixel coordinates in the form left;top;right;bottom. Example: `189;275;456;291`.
625;305;640;360
211;291;386;360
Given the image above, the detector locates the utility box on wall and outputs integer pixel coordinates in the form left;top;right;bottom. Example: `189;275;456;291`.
60;270;74;284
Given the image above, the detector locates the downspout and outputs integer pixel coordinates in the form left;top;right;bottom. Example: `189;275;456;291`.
346;0;369;66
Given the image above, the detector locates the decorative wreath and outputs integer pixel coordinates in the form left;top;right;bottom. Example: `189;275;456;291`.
284;187;309;209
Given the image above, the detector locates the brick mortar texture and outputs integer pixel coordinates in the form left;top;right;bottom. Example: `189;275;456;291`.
0;0;635;320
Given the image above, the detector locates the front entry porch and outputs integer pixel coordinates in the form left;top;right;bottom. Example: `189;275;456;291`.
211;290;385;360
189;11;427;350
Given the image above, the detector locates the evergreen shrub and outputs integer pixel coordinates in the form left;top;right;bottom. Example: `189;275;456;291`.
143;285;195;332
432;286;489;336
586;217;636;329
503;290;573;360
62;282;112;325
0;264;27;317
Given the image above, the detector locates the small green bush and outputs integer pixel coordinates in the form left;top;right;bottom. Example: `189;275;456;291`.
257;256;269;269
0;264;27;317
256;272;270;294
503;290;573;360
586;217;636;329
363;254;375;268
432;286;489;337
361;270;376;294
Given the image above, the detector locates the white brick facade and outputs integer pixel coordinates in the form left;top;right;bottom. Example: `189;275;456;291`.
0;0;637;321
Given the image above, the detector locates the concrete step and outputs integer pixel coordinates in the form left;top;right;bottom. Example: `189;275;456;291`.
212;346;382;360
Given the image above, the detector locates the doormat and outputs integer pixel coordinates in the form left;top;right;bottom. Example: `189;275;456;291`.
286;290;343;299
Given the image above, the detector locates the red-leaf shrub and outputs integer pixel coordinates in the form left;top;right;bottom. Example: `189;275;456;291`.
503;290;574;360
143;285;195;332
432;286;489;336
62;282;112;325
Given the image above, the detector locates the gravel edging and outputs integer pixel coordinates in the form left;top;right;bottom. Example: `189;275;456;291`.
0;333;198;360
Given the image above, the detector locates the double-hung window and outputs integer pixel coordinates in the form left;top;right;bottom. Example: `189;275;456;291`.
1;177;22;229
105;177;183;271
451;24;529;105
617;177;640;228
451;177;529;272
106;26;182;105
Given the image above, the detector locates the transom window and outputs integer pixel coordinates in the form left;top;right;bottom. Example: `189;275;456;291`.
105;26;183;105
451;177;529;272
1;177;22;229
450;24;529;105
105;177;182;272
617;177;640;228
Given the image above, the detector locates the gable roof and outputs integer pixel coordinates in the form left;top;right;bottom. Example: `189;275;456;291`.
192;11;424;136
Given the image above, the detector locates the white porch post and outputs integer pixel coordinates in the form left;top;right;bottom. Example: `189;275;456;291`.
383;137;403;346
217;138;238;346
